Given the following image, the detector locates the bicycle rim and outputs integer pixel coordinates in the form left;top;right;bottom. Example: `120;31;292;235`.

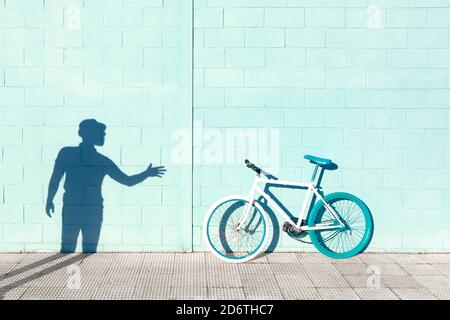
205;199;267;261
309;193;373;259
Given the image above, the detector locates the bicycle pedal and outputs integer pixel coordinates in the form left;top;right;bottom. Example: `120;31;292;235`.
282;221;291;232
282;221;302;233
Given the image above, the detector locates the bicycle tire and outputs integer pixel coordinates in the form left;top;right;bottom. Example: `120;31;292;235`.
307;192;374;259
203;196;270;263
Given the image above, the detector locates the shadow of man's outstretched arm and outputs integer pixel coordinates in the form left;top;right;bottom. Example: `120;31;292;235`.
107;163;166;187
46;161;64;217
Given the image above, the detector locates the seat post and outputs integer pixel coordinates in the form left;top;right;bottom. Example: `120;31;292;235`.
310;164;319;183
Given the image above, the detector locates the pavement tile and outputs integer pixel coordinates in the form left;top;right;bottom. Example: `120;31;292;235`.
266;253;299;264
401;264;444;276
208;287;246;299
392;288;438;300
381;276;423;288
274;274;315;288
318;288;360;300
246;255;269;264
0;254;24;264
377;263;408;276
92;286;135;300
173;253;206;264
280;287;322;300
1;253;449;300
20;286;66;300
205;254;230;265
388;254;427;264
21;275;69;288
113;252;144;262
171;286;208;300
0;286;28;300
295;253;335;264
0;264;20;276
240;277;279;289
143;253;175;265
334;264;369;276
102;276;138;287
77;275;107;288
269;263;305;275
133;285;172;300
344;275;387;289
419;254;450;264
171;277;207;288
243;286;284;300
302;263;340;275
413;275;450;289
427;288;450;300
206;270;242;288
57;288;95;300
358;253;397;264
78;266;111;275
354;288;399;300
141;264;174;274
431;264;450;276
308;274;350;288
0;271;46;288
330;255;363;264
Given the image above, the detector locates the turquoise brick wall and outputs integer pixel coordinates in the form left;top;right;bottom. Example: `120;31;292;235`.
0;0;193;252
1;0;450;253
192;0;450;252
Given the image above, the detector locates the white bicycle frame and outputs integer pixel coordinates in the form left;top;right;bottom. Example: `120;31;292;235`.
238;165;345;231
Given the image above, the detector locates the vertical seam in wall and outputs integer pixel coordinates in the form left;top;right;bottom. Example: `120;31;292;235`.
189;0;194;252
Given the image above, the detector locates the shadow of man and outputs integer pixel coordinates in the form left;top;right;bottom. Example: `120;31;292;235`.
45;119;166;253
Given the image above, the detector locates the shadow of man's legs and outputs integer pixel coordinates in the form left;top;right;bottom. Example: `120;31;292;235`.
61;205;103;253
60;224;81;253
81;224;102;253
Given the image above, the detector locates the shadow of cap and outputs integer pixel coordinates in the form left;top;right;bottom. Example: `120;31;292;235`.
78;119;106;138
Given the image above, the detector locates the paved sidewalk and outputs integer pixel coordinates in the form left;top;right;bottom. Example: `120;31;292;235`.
0;253;449;300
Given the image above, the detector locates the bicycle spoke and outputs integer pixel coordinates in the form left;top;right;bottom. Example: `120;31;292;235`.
313;197;369;256
206;199;266;260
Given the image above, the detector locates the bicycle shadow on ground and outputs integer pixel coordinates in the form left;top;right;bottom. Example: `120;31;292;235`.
257;162;338;257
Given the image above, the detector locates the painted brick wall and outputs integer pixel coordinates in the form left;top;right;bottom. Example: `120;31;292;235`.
0;0;193;252
193;0;450;252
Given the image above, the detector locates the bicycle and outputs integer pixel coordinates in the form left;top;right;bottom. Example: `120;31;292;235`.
203;155;374;263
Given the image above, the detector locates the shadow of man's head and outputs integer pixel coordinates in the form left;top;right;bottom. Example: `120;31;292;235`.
78;119;106;147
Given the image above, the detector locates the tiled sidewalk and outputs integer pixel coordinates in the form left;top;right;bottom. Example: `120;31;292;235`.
0;253;449;300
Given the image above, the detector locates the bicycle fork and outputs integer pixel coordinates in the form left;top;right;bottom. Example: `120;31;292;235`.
236;177;259;231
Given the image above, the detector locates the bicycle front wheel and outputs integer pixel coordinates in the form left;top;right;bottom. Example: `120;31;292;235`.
203;196;269;263
308;192;374;259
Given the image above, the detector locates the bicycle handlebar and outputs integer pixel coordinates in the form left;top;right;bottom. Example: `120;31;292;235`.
245;159;262;175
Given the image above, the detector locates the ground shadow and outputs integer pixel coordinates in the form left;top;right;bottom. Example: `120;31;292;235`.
46;119;166;253
0;253;85;300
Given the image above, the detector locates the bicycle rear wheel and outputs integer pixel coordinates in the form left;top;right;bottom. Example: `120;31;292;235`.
308;192;374;259
203;196;269;263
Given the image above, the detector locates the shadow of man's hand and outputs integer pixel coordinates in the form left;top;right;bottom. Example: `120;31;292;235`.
45;202;54;218
145;164;167;178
